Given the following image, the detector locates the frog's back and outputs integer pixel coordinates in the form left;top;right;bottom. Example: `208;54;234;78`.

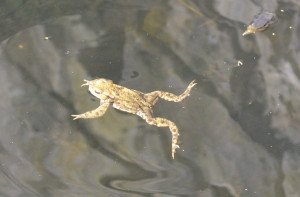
109;84;143;101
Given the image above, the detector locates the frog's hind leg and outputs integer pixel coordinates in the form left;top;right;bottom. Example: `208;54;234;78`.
144;94;159;106
148;117;180;159
146;80;196;103
138;111;180;159
72;102;110;120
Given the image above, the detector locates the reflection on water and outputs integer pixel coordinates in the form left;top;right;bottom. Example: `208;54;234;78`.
0;0;300;196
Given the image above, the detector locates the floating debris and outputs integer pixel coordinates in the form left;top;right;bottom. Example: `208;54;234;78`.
237;60;243;66
243;12;276;36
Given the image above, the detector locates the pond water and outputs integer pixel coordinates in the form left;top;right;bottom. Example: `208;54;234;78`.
0;0;300;196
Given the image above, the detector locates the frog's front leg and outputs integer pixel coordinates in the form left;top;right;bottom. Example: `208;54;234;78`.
72;102;110;120
146;80;196;103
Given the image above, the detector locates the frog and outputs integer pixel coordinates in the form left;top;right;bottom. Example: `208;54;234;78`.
72;78;196;159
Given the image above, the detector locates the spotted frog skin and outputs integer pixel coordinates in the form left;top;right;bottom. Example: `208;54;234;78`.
72;78;196;159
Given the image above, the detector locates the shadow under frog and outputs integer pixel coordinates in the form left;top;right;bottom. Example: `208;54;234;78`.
72;78;196;159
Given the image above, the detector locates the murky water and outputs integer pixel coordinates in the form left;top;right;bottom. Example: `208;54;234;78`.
0;0;300;196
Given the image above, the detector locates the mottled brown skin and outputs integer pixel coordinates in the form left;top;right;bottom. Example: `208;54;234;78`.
72;78;196;159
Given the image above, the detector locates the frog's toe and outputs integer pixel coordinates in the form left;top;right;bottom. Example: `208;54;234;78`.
71;114;80;120
172;144;180;159
190;80;197;87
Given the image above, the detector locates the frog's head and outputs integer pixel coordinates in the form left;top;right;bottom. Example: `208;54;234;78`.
81;78;113;98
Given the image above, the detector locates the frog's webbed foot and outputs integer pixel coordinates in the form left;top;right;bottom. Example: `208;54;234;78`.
72;103;110;120
72;114;83;120
172;144;180;159
187;80;197;91
179;80;197;99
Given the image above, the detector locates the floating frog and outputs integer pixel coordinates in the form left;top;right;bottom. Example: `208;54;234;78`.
243;12;276;36
72;78;196;159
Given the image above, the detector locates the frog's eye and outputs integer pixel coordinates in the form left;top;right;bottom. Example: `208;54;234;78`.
94;90;101;94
